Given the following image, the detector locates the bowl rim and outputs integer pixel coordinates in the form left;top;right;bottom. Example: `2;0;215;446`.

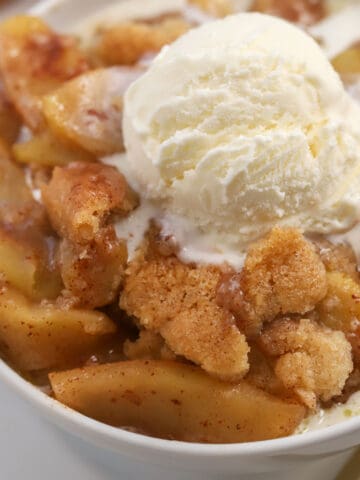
1;357;359;458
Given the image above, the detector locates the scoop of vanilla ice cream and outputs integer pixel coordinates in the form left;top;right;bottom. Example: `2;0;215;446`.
123;13;360;263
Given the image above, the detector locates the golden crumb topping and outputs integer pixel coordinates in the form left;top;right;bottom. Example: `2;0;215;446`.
217;227;328;335
42;162;138;244
58;227;127;309
259;318;353;409
42;162;137;308
315;239;359;280
121;245;249;381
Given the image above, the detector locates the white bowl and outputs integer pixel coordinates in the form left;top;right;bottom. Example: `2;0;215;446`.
0;1;359;478
0;356;359;480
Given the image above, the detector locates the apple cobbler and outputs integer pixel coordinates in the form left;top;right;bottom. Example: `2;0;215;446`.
0;0;359;444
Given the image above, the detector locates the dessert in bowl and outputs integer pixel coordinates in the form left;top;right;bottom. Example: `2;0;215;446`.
0;0;359;476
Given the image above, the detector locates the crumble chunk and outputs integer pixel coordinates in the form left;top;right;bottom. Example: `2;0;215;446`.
327;369;360;406
317;271;360;366
94;18;190;66
58;227;127;309
258;318;353;409
42;162;137;308
120;245;249;382
217;227;328;336
315;239;358;281
42;162;138;244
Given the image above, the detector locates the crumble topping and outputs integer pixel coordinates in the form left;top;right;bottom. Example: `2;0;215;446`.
217;228;328;336
259;318;353;409
120;232;250;381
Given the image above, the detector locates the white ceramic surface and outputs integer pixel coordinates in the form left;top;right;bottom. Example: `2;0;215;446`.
0;358;357;480
0;1;359;479
0;376;354;480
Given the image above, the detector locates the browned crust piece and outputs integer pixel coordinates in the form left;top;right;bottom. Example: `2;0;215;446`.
217;227;328;336
42;162;138;244
42;162;137;308
258;318;353;409
58;227;127;309
315;239;359;280
120;246;249;382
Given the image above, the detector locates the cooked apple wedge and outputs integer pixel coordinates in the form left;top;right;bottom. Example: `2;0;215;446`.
0;138;45;227
0;228;62;301
0;15;89;130
0;79;21;145
43;67;142;156
332;45;360;76
50;360;306;443
0;285;117;371
13;130;95;167
93;19;189;67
